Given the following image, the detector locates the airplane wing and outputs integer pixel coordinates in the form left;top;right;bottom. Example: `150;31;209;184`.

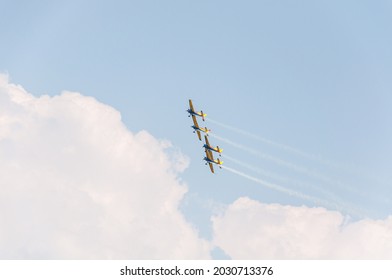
204;135;210;147
189;99;195;112
205;148;211;160
196;130;201;141
209;162;215;173
191;115;199;128
207;149;214;161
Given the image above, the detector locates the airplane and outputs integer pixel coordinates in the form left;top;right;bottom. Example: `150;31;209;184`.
204;148;223;173
203;135;223;156
187;99;207;121
191;115;211;141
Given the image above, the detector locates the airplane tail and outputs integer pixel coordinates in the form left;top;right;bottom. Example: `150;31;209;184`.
217;146;222;155
218;158;223;168
201;110;205;121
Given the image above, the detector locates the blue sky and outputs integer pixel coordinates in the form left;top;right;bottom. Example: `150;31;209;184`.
1;1;392;258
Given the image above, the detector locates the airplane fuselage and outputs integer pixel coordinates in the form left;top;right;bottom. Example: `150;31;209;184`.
187;109;206;120
203;144;222;154
192;125;209;134
203;157;222;165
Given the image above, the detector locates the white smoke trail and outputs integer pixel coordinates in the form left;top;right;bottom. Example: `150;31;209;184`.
208;117;348;169
208;118;316;157
222;165;333;207
224;153;281;181
208;118;392;206
211;133;361;195
207;120;385;216
223;153;343;202
222;165;366;218
212;133;319;176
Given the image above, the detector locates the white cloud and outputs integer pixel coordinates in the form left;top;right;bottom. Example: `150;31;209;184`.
0;74;210;259
212;197;392;259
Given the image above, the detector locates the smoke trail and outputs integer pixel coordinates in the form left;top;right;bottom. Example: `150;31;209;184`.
223;153;343;202
211;133;361;195
208;118;392;207
212;133;318;176
224;153;281;181
208;117;347;169
222;165;366;218
207;120;383;216
222;165;334;207
208;118;315;157
212;132;380;207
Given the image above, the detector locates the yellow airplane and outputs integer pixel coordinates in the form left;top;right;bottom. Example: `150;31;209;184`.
203;135;223;156
187;99;207;121
191;115;211;141
204;148;223;173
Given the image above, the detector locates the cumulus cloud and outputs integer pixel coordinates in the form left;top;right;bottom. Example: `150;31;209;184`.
212;197;392;259
0;74;210;259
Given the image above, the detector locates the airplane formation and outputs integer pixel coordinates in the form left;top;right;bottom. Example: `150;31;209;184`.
187;99;223;173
